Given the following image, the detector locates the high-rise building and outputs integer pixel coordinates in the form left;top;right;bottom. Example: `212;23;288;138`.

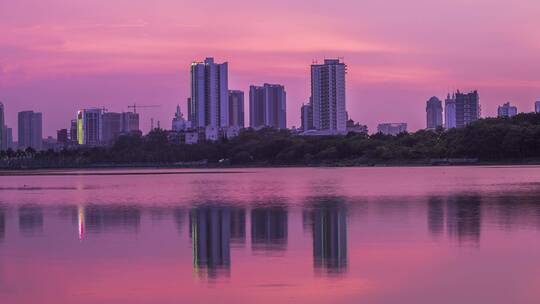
228;90;245;128
455;90;480;128
77;108;102;145
311;59;347;133
121;112;140;134
249;84;286;129
0;102;4;150
70;119;78;143
102;112;122;144
57;129;68;145
535;101;540;113
301;102;314;131
189;57;229;128
377;123;407;135
497;102;518;118
444;93;456;129
5;127;13;150
18;111;42;150
426;96;443;130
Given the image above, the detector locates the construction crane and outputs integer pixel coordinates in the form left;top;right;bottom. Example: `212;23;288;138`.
127;103;161;114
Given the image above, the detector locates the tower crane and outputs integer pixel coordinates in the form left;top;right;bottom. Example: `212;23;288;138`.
127;103;161;114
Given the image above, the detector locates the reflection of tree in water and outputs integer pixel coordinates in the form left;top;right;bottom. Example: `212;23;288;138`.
251;206;288;252
306;197;348;275
189;206;231;279
18;205;43;236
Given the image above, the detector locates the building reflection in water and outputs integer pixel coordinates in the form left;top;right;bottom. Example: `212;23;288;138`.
427;197;445;238
251;207;288;252
446;195;481;244
82;205;141;234
19;205;44;236
307;197;348;275
174;208;186;235
190;206;231;279
230;208;246;246
0;206;5;242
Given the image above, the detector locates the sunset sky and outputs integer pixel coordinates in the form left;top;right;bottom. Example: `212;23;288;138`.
1;0;539;136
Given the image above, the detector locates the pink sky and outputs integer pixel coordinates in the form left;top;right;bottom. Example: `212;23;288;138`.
1;0;539;136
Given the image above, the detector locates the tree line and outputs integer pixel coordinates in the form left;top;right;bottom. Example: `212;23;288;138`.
2;112;540;168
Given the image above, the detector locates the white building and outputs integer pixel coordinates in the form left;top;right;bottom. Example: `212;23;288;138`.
172;105;191;131
77;108;103;145
311;59;347;133
444;93;456;129
497;102;518;118
377;123;407;136
189;57;229;128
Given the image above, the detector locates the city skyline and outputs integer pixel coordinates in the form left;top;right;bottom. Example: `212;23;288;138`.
1;0;539;137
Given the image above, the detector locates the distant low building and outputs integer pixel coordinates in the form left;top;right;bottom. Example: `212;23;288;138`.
172;105;191;131
185;131;199;145
205;126;220;142
497;102;518;118
535;101;540;113
301;102;314;132
346;119;368;134
377;123;407;135
57;129;69;145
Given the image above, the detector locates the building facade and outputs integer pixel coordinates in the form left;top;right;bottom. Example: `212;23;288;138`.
497;102;518;118
0;102;4;150
455;90;480;128
18;111;42;150
189;57;229;128
172;105;191;131
121;112;140;134
249;84;286;129
77;108;102;145
377;123;407;136
57;129;68;145
228;90;245;128
311;59;347;133
301;102;314;132
102;112;122;144
426;96;443;130
535;101;540;113
444;93;456;129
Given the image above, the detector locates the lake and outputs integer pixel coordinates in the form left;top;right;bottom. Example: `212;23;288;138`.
0;166;539;304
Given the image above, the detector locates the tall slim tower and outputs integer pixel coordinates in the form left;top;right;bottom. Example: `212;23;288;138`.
444;93;456;129
249;84;286;129
18;111;42;150
426;96;443;130
228;90;245;128
455;90;480;128
0;102;5;150
311;59;347;133
77;108;102;145
189;57;229;128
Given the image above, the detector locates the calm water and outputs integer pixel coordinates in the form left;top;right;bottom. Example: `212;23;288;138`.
1;167;540;304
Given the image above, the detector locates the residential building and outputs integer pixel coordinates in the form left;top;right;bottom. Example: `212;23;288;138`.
70;119;78;143
426;96;443;130
18;111;42;150
444;93;456;129
77;108;102;145
497;102;518;118
189;57;229;128
536;101;540;113
301;102;314;131
121;112;140;134
346;119;368;134
0;102;4;150
57;129;68;145
5;127;13;150
228;90;245;128
102;112;122;144
455;90;480;128
377;123;407;136
311;59;347;133
249;84;286;129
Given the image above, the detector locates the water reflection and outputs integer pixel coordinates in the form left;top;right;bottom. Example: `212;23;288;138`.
190;206;231;278
307;197;348;275
446;196;482;245
251;207;288;252
18;205;43;236
83;205;141;234
0;206;5;242
427;197;444;238
230;208;246;246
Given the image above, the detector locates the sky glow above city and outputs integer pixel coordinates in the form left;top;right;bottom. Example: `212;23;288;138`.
1;0;539;135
